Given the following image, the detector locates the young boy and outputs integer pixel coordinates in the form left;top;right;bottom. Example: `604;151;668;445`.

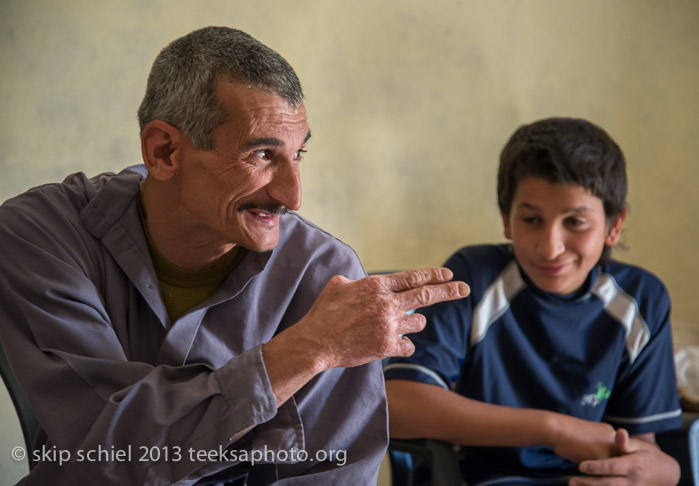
385;117;682;485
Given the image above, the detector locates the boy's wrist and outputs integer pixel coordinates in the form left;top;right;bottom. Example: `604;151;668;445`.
536;409;566;448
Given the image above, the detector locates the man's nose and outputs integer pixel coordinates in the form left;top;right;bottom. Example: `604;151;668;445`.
267;161;302;211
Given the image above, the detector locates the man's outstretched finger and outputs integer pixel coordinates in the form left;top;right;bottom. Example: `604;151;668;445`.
398;281;470;311
379;268;454;292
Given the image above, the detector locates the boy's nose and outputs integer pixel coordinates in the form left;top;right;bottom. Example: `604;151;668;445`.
538;226;565;260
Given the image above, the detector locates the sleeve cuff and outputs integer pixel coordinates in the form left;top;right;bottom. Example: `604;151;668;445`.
215;344;278;432
383;362;450;389
215;344;305;455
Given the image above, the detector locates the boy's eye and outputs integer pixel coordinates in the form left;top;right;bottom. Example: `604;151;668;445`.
566;217;586;227
521;216;541;224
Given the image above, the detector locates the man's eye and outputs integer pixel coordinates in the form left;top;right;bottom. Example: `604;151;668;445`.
295;149;307;161
255;150;272;160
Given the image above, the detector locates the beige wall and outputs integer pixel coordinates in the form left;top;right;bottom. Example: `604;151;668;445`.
1;1;697;484
4;0;697;342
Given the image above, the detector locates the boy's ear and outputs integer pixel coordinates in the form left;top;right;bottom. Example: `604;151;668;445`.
605;205;628;246
140;121;183;182
501;212;512;240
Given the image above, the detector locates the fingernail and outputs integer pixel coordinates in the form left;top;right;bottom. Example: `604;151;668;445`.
441;268;453;280
458;283;469;296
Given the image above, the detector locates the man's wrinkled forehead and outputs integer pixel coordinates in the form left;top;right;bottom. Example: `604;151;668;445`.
242;130;312;150
216;80;306;119
218;84;307;135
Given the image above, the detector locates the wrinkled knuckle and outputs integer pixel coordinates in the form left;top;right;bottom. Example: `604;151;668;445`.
433;267;448;281
328;274;347;287
416;287;432;306
363;274;386;293
449;282;465;298
368;309;392;332
406;271;421;288
373;295;395;316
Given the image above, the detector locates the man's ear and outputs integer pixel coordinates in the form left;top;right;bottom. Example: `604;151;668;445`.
140;121;183;181
501;212;512;240
605;205;628;246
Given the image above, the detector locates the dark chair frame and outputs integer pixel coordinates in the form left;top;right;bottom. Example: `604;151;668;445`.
657;411;699;486
389;438;462;486
0;342;39;467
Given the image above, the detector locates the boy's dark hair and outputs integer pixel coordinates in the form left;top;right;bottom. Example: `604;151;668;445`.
498;117;627;219
497;117;628;261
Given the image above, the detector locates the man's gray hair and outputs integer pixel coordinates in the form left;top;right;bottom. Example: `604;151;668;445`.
137;26;304;150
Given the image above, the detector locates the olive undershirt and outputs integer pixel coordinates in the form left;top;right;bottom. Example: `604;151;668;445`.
139;203;246;324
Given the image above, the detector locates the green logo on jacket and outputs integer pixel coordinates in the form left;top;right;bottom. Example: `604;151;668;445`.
580;382;611;407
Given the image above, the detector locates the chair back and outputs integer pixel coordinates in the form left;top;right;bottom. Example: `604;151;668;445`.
0;342;39;461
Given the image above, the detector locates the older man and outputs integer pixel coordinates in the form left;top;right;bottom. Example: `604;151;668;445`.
0;27;468;485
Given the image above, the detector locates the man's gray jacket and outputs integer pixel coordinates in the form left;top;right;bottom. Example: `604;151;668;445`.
0;166;388;485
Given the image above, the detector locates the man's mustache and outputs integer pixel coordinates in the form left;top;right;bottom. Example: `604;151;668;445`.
237;203;288;215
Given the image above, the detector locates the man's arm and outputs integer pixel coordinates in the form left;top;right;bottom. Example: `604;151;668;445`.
264;269;469;407
386;379;618;463
245;269;468;484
